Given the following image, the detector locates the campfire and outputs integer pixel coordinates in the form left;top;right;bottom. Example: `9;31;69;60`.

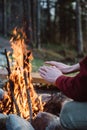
0;28;44;121
0;28;70;130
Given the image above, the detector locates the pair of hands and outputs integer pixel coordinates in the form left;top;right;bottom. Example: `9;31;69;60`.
39;61;80;84
38;61;72;84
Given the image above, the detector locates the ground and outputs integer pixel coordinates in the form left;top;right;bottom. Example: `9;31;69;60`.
0;36;11;51
0;36;79;84
0;36;82;61
0;36;84;73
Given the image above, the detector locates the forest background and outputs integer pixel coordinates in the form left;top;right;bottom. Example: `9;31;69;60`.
0;0;87;72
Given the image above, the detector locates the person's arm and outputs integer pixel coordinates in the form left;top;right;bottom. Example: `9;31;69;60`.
56;56;87;101
45;61;80;74
39;56;87;101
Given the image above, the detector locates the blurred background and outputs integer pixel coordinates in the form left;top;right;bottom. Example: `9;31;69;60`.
0;0;87;71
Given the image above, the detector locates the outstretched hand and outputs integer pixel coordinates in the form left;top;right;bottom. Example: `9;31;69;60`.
38;65;63;84
45;61;80;74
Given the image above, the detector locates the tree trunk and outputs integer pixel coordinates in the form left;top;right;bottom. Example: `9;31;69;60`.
31;0;37;46
36;0;41;49
22;0;33;48
3;0;7;36
7;0;11;33
76;0;83;55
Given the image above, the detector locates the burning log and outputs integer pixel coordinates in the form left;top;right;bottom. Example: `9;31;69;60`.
23;69;33;122
8;79;20;116
23;51;33;122
4;49;11;77
43;93;71;116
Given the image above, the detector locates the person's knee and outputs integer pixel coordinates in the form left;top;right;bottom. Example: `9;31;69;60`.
60;101;87;130
60;101;75;129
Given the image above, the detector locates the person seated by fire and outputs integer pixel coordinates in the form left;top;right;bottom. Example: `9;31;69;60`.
39;56;87;130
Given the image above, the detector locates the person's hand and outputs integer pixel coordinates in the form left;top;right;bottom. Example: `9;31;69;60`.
45;61;80;74
38;66;63;84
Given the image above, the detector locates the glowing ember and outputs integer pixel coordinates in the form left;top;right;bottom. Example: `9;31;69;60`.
0;28;44;120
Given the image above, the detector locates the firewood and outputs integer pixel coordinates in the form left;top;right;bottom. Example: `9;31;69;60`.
9;79;20;116
4;49;11;76
23;53;33;122
24;70;33;122
43;93;70;116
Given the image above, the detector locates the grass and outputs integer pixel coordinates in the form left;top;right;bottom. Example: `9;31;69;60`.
31;43;85;73
32;57;79;77
42;42;76;53
32;58;44;72
31;43;79;72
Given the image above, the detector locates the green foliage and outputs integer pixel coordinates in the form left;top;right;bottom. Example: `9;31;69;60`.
32;43;81;72
32;58;44;72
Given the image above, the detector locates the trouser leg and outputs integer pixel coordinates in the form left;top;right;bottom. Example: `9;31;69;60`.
56;118;68;130
60;101;87;130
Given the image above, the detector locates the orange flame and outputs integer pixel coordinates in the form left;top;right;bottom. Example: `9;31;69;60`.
0;28;44;120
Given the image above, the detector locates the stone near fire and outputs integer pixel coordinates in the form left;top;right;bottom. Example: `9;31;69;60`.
32;111;62;130
0;88;7;100
6;114;35;130
0;114;8;130
0;79;8;89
